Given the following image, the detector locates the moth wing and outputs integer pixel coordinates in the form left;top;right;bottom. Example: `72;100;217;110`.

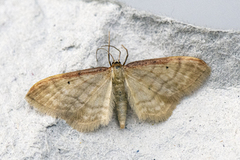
25;67;113;132
123;56;211;122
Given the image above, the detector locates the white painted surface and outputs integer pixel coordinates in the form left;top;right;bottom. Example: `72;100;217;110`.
118;0;240;30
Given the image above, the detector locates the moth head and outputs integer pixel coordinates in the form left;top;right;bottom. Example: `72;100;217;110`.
111;60;122;67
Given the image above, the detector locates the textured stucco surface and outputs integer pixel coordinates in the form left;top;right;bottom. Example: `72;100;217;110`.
0;0;240;159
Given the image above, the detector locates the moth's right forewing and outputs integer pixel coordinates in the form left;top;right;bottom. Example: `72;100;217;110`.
25;67;114;132
123;56;210;122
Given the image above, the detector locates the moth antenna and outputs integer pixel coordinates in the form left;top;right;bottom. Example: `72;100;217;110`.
118;47;121;62
108;31;111;65
97;45;122;63
96;32;126;65
121;45;128;65
96;48;115;65
107;32;121;62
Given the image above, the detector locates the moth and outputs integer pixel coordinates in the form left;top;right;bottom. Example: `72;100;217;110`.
25;35;211;132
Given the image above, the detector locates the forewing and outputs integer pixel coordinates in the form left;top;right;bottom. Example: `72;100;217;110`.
25;67;113;132
123;56;211;122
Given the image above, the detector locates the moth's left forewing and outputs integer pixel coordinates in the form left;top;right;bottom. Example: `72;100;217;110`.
25;67;114;132
123;56;210;122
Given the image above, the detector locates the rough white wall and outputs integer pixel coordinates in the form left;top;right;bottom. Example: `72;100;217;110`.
0;0;239;159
